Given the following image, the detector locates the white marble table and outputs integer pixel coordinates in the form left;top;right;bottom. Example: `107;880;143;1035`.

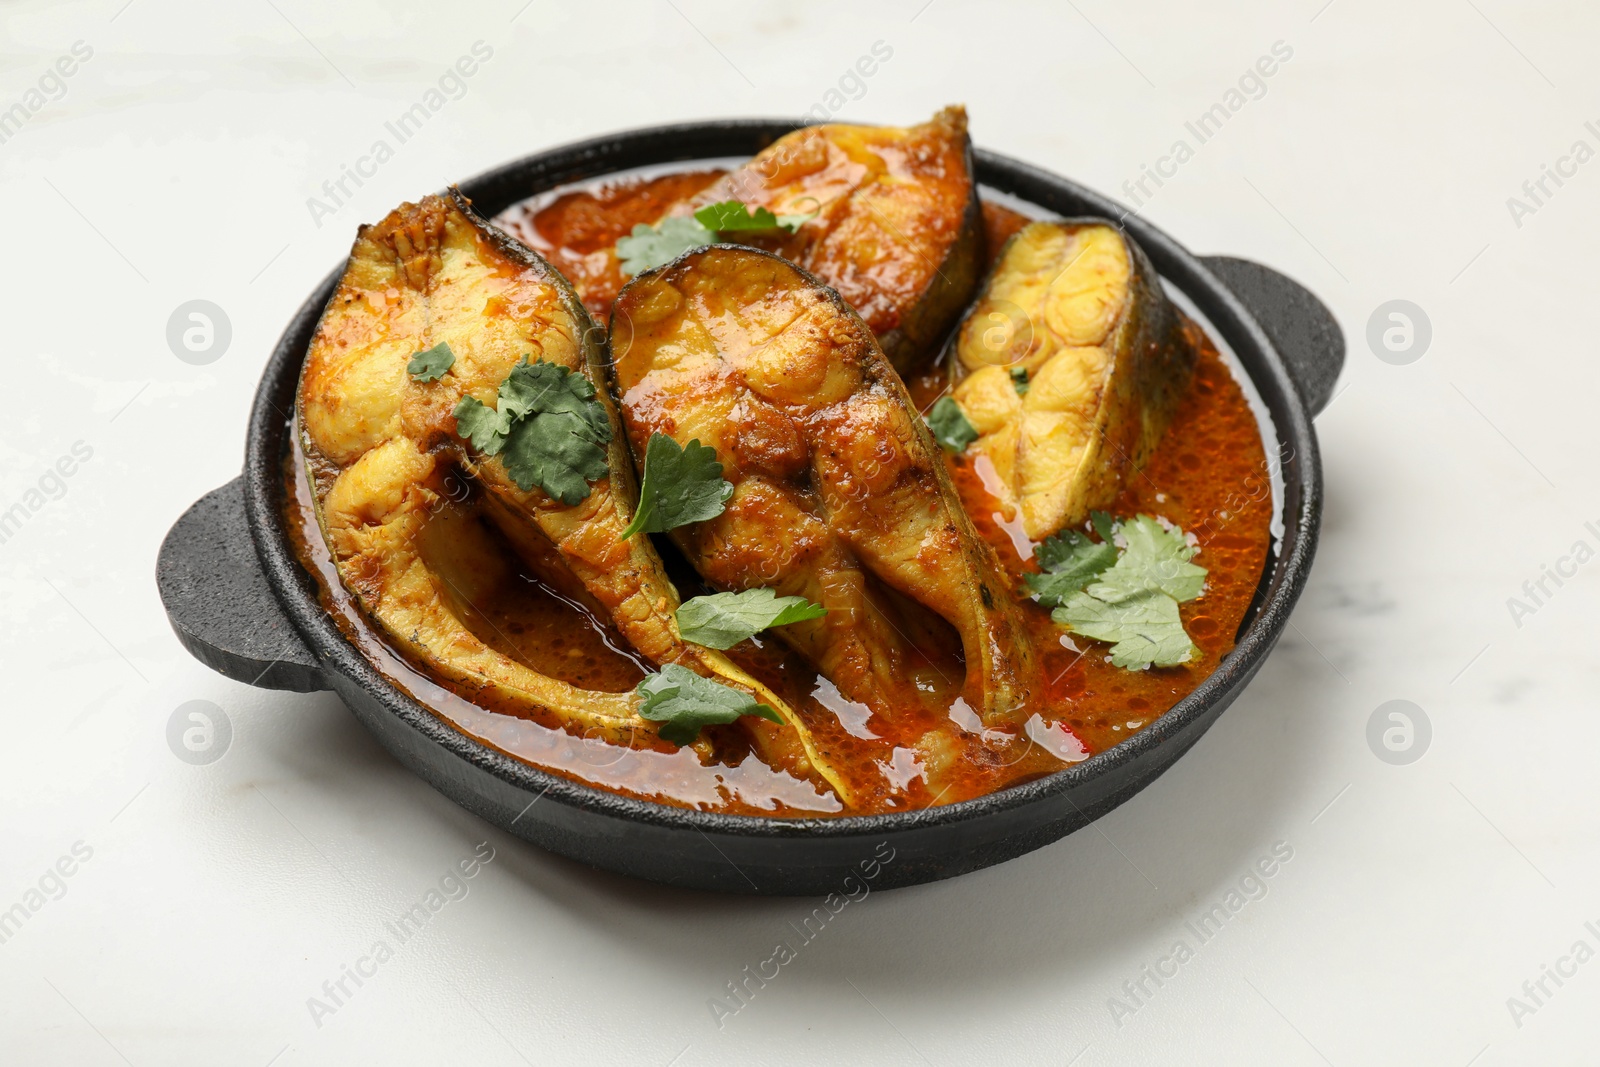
2;1;1594;1062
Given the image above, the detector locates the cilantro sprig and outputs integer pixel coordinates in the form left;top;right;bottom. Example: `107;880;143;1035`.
635;664;782;744
615;199;819;276
1029;513;1208;670
407;341;455;382
676;588;827;649
926;396;978;454
452;357;612;505
1024;512;1119;608
1084;515;1207;604
620;432;734;539
616;216;715;277
1057;592;1194;671
693;200;816;234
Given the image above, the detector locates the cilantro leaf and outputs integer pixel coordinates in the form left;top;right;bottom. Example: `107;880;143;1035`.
407;341;455;382
615;201;819;277
1042;513;1208;670
1052;589;1197;669
495;358;611;442
500;410;610;505
1085;514;1206;604
635;663;782;744
693;200;816;234
927;396;977;453
453;395;509;453
676;588;827;649
451;357;612;505
1010;365;1030;395
620;433;734;539
1025;529;1118;607
616;215;715;276
1091;510;1116;542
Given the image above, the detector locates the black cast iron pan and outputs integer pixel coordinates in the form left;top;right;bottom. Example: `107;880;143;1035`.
156;120;1344;895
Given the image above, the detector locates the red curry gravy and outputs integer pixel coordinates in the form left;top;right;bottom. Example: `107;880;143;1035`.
284;170;1275;817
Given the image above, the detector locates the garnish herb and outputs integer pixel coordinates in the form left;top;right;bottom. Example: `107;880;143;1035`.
1084;514;1206;604
614;200;820;276
693;199;816;234
407;341;455;382
451;357;612;505
635;664;782;744
1054;591;1194;671
1024;513;1119;607
616;216;715;277
676;588;827;650
620;432;734;539
926;396;978;453
1010;365;1030;395
1029;513;1208;670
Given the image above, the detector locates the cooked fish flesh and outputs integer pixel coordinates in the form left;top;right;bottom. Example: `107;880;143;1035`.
947;220;1196;540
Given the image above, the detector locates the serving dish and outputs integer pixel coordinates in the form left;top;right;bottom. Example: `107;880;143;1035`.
157;118;1343;894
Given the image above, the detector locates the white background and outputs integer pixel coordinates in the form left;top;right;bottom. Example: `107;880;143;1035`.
2;1;1595;1063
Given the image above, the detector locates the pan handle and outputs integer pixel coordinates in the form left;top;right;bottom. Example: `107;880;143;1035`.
1202;255;1345;417
157;478;329;693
